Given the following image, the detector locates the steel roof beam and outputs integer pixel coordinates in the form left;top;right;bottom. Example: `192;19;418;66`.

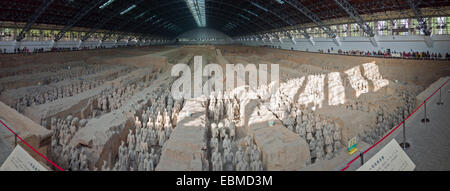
408;0;433;47
408;0;431;36
246;0;312;44
172;13;255;36
54;0;107;42
207;1;278;35
16;0;54;42
333;0;378;46
131;5;264;37
334;0;375;37
284;0;340;45
81;0;146;41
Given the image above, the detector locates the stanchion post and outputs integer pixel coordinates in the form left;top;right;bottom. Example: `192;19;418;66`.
15;133;17;146
403;114;406;147
421;100;430;124
424;100;427;121
360;152;364;166
400;111;410;150
437;88;444;106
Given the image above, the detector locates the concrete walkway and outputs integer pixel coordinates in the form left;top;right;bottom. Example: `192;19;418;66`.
399;80;450;171
0;120;14;166
337;78;450;171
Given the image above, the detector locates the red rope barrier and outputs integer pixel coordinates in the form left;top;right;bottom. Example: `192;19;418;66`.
341;78;450;171
0;120;64;171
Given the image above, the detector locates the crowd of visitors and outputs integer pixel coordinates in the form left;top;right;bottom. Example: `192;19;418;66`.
1;44;449;61
0;45;117;54
261;45;449;61
332;49;449;60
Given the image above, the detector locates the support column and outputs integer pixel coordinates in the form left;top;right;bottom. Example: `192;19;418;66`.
333;36;342;46
308;37;315;46
369;36;379;47
76;40;81;49
291;37;296;44
12;40;18;53
424;35;433;48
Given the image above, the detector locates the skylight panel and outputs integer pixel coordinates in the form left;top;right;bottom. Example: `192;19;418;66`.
145;15;156;22
244;9;258;17
99;0;115;9
135;11;147;19
224;22;238;31
184;0;206;27
166;24;175;30
250;2;268;12
120;4;136;15
275;0;285;4
239;14;250;21
164;22;172;29
153;19;162;24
